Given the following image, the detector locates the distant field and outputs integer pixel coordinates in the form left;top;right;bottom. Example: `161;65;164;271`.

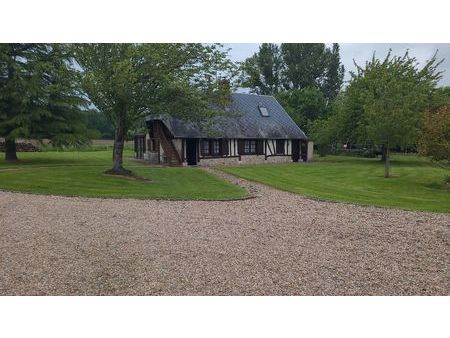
0;150;247;200
91;139;134;146
222;155;450;213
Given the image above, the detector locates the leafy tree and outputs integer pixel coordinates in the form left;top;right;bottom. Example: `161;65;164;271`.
309;93;351;155
240;43;345;133
85;110;115;139
418;105;450;161
30;44;90;148
0;43;89;160
74;43;233;174
275;86;327;132
240;43;344;101
348;51;443;177
323;43;345;102
240;43;283;95
280;43;329;91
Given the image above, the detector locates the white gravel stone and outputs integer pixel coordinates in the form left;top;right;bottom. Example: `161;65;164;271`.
0;174;448;295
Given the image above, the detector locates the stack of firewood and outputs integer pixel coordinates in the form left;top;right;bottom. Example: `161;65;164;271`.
0;141;41;152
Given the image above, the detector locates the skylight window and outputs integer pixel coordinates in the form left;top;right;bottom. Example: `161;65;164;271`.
259;105;269;117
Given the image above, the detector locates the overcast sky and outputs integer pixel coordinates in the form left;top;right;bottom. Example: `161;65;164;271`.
225;43;450;87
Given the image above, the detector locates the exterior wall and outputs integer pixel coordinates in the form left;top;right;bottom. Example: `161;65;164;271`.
198;157;241;166
229;139;238;157
264;139;292;156
144;151;159;164
198;154;296;166
159;142;165;163
240;154;293;165
144;135;306;166
172;139;182;157
307;141;314;161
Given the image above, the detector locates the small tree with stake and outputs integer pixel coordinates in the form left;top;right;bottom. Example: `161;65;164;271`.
74;43;234;175
348;50;443;178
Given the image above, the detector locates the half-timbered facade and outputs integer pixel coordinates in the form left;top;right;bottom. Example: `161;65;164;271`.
135;93;312;166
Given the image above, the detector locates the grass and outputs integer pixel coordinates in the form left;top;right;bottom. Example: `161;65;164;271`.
222;154;450;213
0;150;247;200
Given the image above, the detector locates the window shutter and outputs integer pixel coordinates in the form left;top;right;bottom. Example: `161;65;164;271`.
221;139;229;156
237;140;244;155
256;140;264;155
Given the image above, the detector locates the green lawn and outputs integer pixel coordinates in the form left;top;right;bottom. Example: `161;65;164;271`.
222;155;450;213
0;150;247;200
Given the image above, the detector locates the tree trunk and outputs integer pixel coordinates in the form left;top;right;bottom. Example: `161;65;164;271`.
5;139;18;161
381;145;386;162
384;145;390;178
111;124;127;174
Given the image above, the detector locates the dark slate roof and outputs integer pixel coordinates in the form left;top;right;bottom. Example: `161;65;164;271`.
146;93;307;140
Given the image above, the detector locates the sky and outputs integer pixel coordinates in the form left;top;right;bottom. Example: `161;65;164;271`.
225;43;450;87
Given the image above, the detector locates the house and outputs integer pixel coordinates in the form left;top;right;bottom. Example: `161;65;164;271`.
134;93;313;166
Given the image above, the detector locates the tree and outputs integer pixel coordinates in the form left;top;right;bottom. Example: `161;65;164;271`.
280;43;328;91
240;43;345;102
0;44;89;161
349;51;443;177
308;93;352;155
240;43;345;132
0;44;40;160
74;43;233;174
240;43;283;95
85;110;115;139
323;43;345;102
29;44;90;148
275;86;327;133
418;105;450;161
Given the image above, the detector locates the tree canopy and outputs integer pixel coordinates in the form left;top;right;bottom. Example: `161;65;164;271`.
418;104;450;162
0;43;89;160
312;50;444;177
240;43;344;101
239;43;345;133
74;43;234;174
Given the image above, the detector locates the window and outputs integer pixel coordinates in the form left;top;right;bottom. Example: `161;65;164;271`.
276;139;285;154
244;140;256;154
212;140;220;155
202;140;210;155
259;105;269;117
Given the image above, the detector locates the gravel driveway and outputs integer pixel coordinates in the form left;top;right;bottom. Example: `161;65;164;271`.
0;173;448;295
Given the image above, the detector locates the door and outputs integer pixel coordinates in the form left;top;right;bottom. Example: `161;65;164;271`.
186;139;198;165
291;139;300;162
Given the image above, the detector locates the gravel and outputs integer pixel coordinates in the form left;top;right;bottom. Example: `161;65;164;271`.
0;173;449;295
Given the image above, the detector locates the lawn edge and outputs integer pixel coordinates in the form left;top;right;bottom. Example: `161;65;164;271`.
220;168;450;214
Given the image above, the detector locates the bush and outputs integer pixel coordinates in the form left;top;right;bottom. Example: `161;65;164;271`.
445;175;450;185
418;105;450;161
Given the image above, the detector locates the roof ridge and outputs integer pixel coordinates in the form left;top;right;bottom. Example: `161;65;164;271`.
232;92;275;99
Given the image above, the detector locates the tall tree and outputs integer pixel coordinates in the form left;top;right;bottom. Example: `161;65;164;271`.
0;44;88;161
349;51;443;177
280;43;328;91
323;43;345;102
275;87;327;132
240;43;345;130
0;44;38;160
240;43;283;95
74;43;233;174
29;44;89;147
